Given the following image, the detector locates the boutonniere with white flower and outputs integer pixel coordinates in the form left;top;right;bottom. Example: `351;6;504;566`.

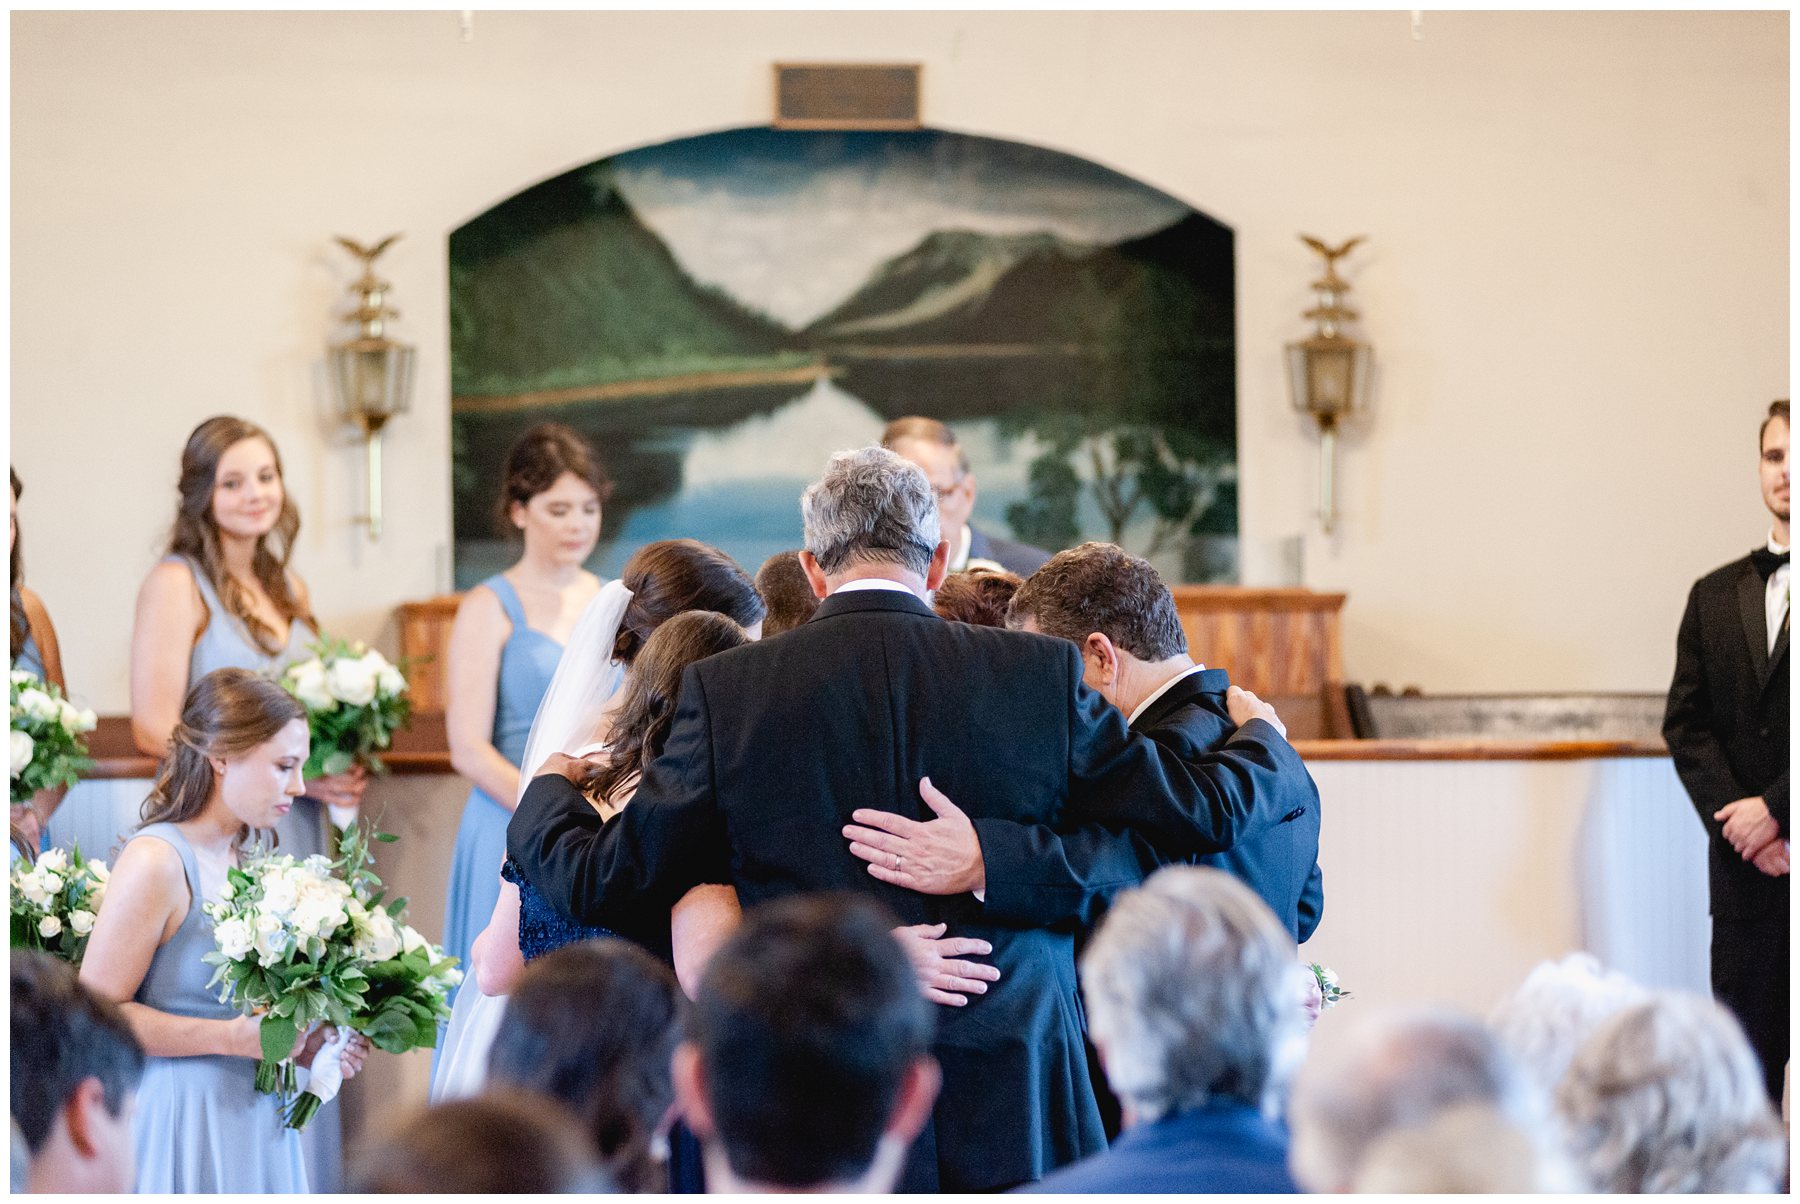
1308;962;1352;1008
10;670;96;805
278;638;413;781
10;843;108;965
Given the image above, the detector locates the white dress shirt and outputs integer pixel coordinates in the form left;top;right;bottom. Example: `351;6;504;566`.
831;578;920;598
1126;662;1211;728
1767;531;1789;656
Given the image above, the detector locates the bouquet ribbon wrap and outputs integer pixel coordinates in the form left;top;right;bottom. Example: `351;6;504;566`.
284;1025;354;1130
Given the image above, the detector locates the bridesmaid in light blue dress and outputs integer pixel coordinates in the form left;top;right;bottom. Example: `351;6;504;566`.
77;669;369;1194
11;467;69;855
118;417;368;1189
441;423;608;988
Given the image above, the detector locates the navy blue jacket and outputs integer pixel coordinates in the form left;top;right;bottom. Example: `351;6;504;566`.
1135;668;1323;942
1023;1101;1300;1194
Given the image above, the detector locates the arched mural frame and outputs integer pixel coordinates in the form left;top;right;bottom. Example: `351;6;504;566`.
445;123;1240;587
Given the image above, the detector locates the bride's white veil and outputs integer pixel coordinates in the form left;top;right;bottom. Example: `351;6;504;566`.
514;578;634;794
429;577;633;1104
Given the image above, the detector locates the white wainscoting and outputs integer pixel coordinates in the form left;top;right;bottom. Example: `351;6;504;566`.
1301;756;1709;1015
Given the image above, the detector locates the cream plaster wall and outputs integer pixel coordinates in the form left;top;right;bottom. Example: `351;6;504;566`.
11;9;1788;711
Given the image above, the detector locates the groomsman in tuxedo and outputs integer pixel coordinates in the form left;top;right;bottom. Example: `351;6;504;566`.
881;416;1052;576
508;446;1307;1191
1663;398;1790;1104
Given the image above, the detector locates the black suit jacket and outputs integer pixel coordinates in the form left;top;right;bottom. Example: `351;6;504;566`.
1133;669;1324;942
507;588;1303;1191
968;525;1051;576
1663;552;1790;919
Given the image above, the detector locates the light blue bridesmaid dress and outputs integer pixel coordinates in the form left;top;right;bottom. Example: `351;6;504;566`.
127;822;310;1193
440;575;564;993
13;600;47;857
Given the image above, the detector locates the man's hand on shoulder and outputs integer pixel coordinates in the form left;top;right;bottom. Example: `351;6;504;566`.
1227;685;1287;739
844;776;986;895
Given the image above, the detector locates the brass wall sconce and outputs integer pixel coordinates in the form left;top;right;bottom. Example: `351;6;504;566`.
1286;235;1370;534
329;234;415;540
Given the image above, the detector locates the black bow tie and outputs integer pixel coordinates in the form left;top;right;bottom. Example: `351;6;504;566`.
1751;547;1789;580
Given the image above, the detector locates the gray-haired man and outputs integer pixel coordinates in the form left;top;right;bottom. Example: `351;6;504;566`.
509;446;1306;1191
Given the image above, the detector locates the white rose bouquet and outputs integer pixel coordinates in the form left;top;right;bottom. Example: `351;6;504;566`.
9;844;108;965
202;824;457;1129
10;670;97;805
278;637;412;782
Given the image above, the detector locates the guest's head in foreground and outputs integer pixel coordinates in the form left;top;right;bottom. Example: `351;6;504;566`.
1008;542;1192;715
800;446;945;595
880;416;973;558
350;1089;612;1193
1487;951;1649;1099
673;894;940;1192
1086;866;1301;1123
11;949;145;1194
1557;991;1784;1193
1287;1004;1539;1192
1760;398;1789;540
494;420;610;569
1030;867;1303;1193
1351;1100;1584;1193
168;415;314;656
931;567;1023;628
754;550;819;635
486;938;686;1192
581;611;749;809
614;539;766;663
137;667;308;843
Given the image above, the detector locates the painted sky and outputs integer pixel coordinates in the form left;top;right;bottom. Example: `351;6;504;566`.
609;128;1191;329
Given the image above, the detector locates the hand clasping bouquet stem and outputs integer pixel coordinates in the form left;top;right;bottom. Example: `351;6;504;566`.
10;844;108;964
11;670;96;805
202;823;459;1128
279;639;412;781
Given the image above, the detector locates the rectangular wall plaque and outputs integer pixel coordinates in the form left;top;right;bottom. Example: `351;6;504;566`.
773;63;922;130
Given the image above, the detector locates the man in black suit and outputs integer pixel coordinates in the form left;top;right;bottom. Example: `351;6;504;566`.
507;446;1307;1191
882;415;1051;576
1005;541;1323;941
1662;398;1790;1103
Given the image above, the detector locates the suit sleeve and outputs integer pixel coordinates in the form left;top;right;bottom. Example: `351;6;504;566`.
1296;863;1324;944
1662;581;1749;840
977;648;1313;925
1768;770;1789;837
505;664;730;930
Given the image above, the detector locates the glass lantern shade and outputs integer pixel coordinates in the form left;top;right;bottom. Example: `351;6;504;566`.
1286;336;1370;423
329;339;416;426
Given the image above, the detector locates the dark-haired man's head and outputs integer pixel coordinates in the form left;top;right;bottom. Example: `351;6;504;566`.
1759;399;1788;540
350;1090;612;1193
11;949;144;1193
674;894;940;1192
754;550;821;636
1008;542;1194;717
485;938;685;1193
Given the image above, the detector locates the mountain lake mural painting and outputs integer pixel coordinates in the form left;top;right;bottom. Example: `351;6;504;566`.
449;127;1238;587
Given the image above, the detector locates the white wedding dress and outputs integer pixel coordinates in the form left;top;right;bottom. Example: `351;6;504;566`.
429;581;631;1103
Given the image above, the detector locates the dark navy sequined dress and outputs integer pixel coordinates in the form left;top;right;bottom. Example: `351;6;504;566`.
500;856;618;958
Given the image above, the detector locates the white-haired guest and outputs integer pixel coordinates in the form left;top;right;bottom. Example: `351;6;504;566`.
1025;866;1304;1193
1488;952;1650;1099
1352;1101;1586;1193
1558;991;1784;1193
1287;1004;1543;1192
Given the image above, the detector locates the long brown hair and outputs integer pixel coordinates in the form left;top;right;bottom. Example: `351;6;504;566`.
139;668;306;842
584;611;748;806
613;540;765;665
167;416;314;656
11;468;28;662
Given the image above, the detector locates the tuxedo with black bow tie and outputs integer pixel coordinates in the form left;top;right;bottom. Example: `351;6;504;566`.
1663;545;1788;1100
